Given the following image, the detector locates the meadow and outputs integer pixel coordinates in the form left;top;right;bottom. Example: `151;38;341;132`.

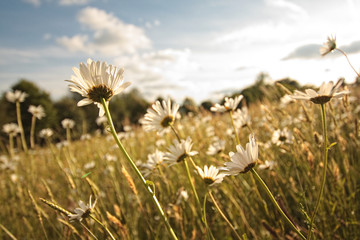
0;38;359;240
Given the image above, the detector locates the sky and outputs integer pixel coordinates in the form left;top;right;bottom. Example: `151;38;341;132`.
0;0;360;104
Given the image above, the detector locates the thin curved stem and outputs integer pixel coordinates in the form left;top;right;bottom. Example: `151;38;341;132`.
208;191;242;240
101;98;178;240
251;169;306;240
30;116;36;149
307;103;328;240
336;48;360;77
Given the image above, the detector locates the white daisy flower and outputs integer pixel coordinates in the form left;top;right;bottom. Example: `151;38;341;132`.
291;79;350;104
68;195;97;222
222;134;258;175
61;118;75;129
6;90;28;103
28;105;46;120
2;123;21;135
66;58;131;116
196;165;227;186
96;116;108;126
206;139;226;156
233;107;251;128
258;160;276;170
141;149;164;176
271;128;293;146
140;99;180;134
210;95;243;112
39;128;54;138
320;35;336;56
164;137;198;164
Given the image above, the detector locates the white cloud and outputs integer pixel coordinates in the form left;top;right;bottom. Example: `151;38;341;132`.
23;0;41;7
59;0;90;6
114;48;198;100
264;0;308;19
57;7;151;56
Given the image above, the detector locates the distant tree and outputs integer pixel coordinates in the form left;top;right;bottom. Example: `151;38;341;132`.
200;100;213;111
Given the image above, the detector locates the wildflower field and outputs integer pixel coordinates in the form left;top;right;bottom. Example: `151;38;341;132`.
0;38;359;240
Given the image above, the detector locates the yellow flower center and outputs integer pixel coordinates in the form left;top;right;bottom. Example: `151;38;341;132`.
160;115;174;127
203;177;215;185
177;153;188;162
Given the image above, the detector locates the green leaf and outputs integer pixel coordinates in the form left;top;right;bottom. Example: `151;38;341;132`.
327;142;337;150
81;172;92;178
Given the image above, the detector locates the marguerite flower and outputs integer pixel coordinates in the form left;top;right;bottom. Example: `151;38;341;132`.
291;79;349;104
68;195;97;222
6;90;28;103
141;149;164;176
39;128;53;138
140;99;180;134
2;123;21;135
61;118;75;129
164;137;198;164
28;105;46;119
66;59;131;116
320;35;336;56
210;95;243;112
271;128;293;146
206;138;226;156
233;107;251;128
196;165;227;186
222;134;258;175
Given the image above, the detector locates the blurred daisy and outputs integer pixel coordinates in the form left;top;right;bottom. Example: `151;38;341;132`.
2;123;20;135
258;160;276;170
140;99;180;134
222;134;258;175
61;118;75;129
175;188;189;205
68;195;97;222
96;116;108;126
320;35;336;56
39;128;54;138
28;105;46;119
66;58;131;116
84;161;96;170
196;165;227;186
141;149;164;176
164;137;198;164
271;128;293;146
210;95;243;112
80;134;91;141
233;107;251;128
292;79;349;104
6;90;28;103
206;139;226;155
104;153;117;162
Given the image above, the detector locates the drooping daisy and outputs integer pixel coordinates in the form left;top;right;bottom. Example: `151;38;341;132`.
68;195;97;222
271;128;293;146
258;160;276;170
210;95;243;112
164;137;198;164
140;99;180;134
291;79;349;104
2;123;21;135
66;59;131;116
206;138;226;156
222;134;258;175
61;118;75;129
28;105;46;120
196;165;227;186
320;35;336;56
39;128;54;138
6;90;28;103
233;107;251;128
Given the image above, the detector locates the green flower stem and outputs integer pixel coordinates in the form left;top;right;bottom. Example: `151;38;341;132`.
66;127;71;143
90;214;116;240
16;101;28;153
30;116;36;149
307;103;328;240
229;111;240;145
250;168;306;240
8;134;14;159
208;190;242;240
80;221;99;240
101;98;178;240
336;48;360;77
